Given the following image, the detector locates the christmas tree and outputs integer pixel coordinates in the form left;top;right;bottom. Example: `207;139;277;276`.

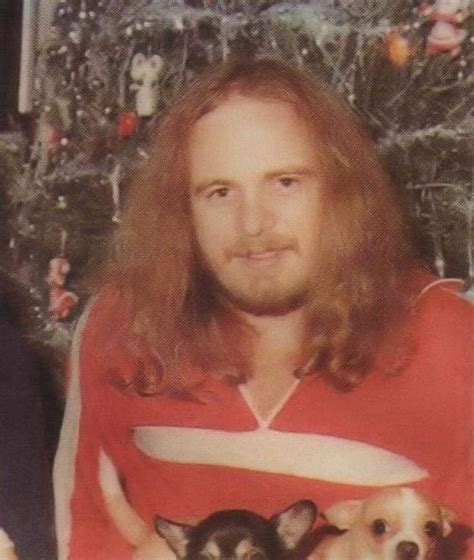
2;0;472;363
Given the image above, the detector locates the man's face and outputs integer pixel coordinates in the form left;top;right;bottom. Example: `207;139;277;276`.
189;95;321;316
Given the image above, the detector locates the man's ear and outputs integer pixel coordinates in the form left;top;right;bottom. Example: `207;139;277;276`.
154;515;193;559
272;500;317;550
440;505;457;537
323;500;363;530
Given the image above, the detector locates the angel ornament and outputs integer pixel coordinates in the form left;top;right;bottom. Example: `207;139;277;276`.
130;53;164;117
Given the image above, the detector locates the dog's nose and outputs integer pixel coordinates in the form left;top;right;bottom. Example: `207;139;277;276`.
396;541;419;560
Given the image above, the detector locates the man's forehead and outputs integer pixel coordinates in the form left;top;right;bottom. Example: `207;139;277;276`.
188;95;318;181
190;93;308;136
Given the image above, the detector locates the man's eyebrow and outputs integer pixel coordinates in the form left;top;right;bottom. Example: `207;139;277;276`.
262;166;318;180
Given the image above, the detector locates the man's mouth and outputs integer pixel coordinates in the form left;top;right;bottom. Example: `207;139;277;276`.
236;248;288;265
245;250;279;260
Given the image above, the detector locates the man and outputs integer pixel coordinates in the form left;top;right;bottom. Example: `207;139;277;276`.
54;58;472;559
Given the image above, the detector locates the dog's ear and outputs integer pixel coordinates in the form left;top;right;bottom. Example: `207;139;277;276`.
439;505;457;537
323;499;363;530
271;500;317;550
154;515;193;558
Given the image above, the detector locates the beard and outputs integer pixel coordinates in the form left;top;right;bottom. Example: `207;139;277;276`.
219;285;308;316
192;233;313;316
195;255;311;317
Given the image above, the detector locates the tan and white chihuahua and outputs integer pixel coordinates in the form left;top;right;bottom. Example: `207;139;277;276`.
313;487;456;560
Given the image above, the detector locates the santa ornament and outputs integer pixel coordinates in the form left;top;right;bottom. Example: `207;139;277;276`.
420;0;469;56
130;53;164;117
46;232;79;321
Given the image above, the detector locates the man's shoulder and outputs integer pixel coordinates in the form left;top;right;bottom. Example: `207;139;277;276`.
74;286;135;377
413;275;473;328
83;282;133;331
406;274;473;374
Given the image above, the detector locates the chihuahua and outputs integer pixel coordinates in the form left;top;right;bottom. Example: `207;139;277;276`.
154;500;318;560
312;487;456;560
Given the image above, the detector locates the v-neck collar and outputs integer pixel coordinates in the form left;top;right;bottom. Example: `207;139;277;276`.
238;378;301;429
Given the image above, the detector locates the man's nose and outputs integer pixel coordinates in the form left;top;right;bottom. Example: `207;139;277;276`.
238;193;274;237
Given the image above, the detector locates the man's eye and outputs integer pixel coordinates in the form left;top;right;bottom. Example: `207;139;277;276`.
207;187;230;199
278;176;298;188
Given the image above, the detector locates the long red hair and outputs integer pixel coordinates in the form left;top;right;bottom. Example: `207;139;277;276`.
94;56;416;395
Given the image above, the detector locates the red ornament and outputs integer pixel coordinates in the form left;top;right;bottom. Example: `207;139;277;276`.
49;286;79;321
118;111;139;139
46;256;79;320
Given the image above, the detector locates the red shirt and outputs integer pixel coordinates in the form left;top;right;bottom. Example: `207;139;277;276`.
54;272;473;559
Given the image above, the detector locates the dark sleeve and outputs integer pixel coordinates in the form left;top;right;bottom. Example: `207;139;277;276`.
0;317;56;560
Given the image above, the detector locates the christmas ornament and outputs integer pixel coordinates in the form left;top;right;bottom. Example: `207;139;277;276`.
47;259;79;321
420;0;469;56
118;111;139;139
48;127;61;156
46;232;79;321
130;53;164;117
386;31;412;67
68;22;83;45
56;196;68;210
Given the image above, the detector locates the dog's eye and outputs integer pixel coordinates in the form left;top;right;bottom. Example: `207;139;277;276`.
424;521;440;537
371;519;388;535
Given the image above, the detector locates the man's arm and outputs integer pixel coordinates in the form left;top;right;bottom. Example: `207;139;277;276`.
53;306;134;560
53;304;175;560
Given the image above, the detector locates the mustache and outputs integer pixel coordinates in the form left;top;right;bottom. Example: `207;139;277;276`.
225;235;298;259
